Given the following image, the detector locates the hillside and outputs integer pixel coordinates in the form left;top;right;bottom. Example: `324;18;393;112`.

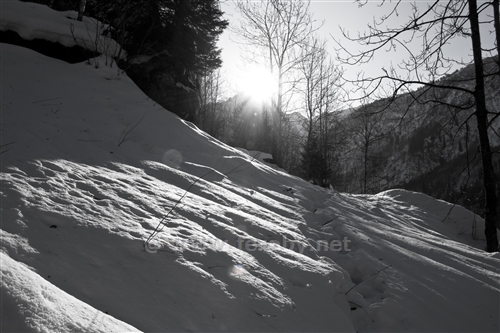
332;56;500;216
1;2;500;332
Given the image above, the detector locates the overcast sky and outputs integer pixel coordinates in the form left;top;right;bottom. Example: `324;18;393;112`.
217;0;497;100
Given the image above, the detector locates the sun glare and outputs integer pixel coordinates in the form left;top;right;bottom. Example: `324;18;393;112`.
240;67;277;104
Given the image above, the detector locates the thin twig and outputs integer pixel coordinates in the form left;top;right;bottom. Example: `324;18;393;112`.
145;153;259;249
254;311;276;318
118;110;148;146
348;301;362;309
32;98;60;103
0;142;14;148
345;265;391;295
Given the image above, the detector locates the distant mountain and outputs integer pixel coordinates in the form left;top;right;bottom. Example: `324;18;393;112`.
332;56;500;218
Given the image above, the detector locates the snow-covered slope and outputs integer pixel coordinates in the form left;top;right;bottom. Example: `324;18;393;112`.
1;2;499;332
0;1;124;59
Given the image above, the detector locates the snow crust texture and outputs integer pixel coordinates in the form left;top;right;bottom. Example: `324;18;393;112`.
1;2;499;332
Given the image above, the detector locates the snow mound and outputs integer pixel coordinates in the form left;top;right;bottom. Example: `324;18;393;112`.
1;1;125;58
1;254;140;333
380;189;499;244
236;148;287;172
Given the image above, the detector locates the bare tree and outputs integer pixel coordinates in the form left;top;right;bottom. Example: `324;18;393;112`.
334;0;499;252
298;36;341;186
494;0;500;65
233;0;318;166
299;37;326;147
197;69;225;137
77;0;86;21
349;103;388;193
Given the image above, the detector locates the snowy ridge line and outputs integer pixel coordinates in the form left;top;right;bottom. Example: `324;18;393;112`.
144;152;261;251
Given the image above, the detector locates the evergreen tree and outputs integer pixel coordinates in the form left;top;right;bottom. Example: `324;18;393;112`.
86;0;228;77
166;0;228;77
301;131;331;188
83;0;227;120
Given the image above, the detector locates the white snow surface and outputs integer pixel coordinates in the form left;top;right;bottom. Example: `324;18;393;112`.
1;3;500;332
235;148;284;171
0;1;125;58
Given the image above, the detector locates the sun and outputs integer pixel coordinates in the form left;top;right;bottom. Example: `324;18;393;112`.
240;66;277;104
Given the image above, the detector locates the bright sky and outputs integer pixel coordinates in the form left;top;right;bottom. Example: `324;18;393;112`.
217;0;497;100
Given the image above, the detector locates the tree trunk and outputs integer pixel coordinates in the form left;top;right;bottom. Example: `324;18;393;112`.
363;141;368;193
77;0;86;21
493;0;500;66
469;0;499;252
275;65;284;165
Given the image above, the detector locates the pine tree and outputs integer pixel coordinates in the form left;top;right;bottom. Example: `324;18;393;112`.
301;131;331;188
87;0;228;76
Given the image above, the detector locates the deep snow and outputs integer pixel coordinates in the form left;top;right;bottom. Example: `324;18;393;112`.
1;2;499;332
